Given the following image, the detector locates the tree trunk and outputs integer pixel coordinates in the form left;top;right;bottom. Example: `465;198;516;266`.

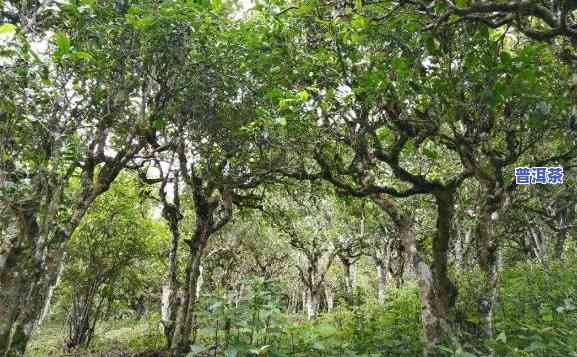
170;221;210;355
161;200;182;348
376;263;387;305
0;211;83;357
0;207;42;357
476;184;508;345
196;265;204;300
325;285;335;312
1;149;136;356
432;191;457;323
372;193;458;355
342;261;356;301
349;264;356;293
161;284;173;324
373;238;393;304
393;263;405;288
291;291;298;313
404;221;456;355
161;282;181;349
554;229;568;260
37;255;66;328
455;228;472;272
477;201;499;341
235;282;244;308
64;277;110;351
529;226;549;267
305;287;319;320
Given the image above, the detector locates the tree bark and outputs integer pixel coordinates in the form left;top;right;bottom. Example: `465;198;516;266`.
235;282;244;308
292;240;336;320
305;287;319;320
376;263;387;305
0;204;40;356
37;255;66;328
455;228;472;272
158;169;183;348
476;182;510;346
371;236;393;304
161;215;181;347
325;285;335;312
431;190;458;326
196;265;204;301
1;138;141;356
404;215;457;355
372;193;458;355
341;260;356;302
170;221;210;355
477;190;500;341
0;199;92;357
554;229;568;260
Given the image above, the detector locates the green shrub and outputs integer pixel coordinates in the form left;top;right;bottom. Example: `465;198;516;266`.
269;286;422;356
453;260;577;356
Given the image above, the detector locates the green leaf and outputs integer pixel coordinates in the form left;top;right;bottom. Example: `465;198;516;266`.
425;36;441;56
392;57;410;77
211;0;221;11
297;89;310;101
54;32;71;56
136;15;155;29
0;23;16;33
541;313;553;322
496;331;507;343
71;51;93;62
527;114;544;129
279;99;294;111
435;345;454;353
405;21;418;32
500;50;513;66
376;127;392;141
152;119;166;129
422;147;439;160
351;15;366;30
266;88;284;99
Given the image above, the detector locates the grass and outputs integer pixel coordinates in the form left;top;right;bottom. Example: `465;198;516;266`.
25;318;166;357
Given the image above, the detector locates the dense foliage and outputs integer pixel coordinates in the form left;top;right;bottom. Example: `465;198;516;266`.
1;0;576;356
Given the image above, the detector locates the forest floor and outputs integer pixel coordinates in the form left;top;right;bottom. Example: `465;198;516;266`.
26;319;167;357
24;262;577;357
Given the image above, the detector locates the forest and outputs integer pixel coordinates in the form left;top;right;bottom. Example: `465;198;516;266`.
1;0;577;356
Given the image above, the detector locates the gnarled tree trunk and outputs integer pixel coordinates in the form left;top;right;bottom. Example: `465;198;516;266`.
341;259;356;301
325;284;335;312
477;206;499;340
476;184;508;344
159;172;183;348
171;220;210;354
373;193;459;356
376;263;387;305
1;197;93;357
305;287;320;320
430;190;458;338
1;131;142;356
